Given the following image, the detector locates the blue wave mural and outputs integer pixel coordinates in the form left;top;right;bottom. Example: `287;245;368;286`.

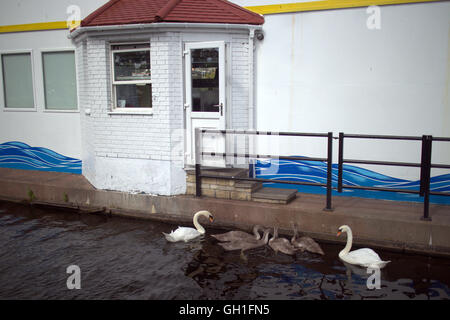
0;141;81;174
256;157;450;204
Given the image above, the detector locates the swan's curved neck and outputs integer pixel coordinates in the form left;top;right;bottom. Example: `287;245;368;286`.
193;211;207;234
269;227;278;243
340;229;353;256
253;225;262;240
292;223;298;240
262;230;270;244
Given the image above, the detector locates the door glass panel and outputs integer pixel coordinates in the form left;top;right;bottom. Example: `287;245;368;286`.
191;48;219;112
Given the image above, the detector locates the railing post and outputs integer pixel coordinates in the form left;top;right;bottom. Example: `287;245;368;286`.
419;135;427;197
421;135;432;221
324;132;333;211
195;128;202;197
338;132;344;193
248;160;254;178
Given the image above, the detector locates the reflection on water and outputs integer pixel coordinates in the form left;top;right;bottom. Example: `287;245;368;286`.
0;201;449;300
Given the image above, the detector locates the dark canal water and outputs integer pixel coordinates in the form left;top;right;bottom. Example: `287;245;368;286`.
0;201;449;300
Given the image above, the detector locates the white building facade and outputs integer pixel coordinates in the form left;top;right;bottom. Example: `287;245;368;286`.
72;26;260;194
0;0;449;203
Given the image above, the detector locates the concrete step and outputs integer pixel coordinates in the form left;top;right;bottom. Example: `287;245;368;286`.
235;180;263;193
185;167;249;178
251;187;297;204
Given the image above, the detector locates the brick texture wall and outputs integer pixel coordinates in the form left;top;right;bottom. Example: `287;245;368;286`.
75;30;251;194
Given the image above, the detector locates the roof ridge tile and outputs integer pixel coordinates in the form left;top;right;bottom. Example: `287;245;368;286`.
155;0;182;21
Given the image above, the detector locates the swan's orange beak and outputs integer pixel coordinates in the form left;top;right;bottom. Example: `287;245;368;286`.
337;231;342;236
209;216;214;223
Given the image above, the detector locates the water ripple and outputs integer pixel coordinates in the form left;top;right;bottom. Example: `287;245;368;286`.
0;201;449;300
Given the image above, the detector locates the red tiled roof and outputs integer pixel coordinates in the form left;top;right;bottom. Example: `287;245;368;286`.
81;0;264;27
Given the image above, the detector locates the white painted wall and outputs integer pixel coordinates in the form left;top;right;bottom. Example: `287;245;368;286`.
0;0;107;158
1;0;449;186
0;0;107;25
76;32;187;195
0;0;254;194
0;29;82;158
239;1;450;180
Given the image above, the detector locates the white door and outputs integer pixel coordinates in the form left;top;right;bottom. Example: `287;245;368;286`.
185;41;226;166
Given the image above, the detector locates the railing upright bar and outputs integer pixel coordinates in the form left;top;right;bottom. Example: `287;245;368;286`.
338;132;344;193
325;132;333;211
195;128;202;197
419;135;427;197
422;135;432;221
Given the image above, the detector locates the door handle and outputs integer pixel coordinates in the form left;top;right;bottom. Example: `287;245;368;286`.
213;103;223;116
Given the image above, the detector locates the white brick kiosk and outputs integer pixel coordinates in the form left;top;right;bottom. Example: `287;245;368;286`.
69;0;264;195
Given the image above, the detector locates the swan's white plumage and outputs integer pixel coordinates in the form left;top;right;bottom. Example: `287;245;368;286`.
163;210;213;243
341;248;390;268
338;225;390;269
163;226;203;242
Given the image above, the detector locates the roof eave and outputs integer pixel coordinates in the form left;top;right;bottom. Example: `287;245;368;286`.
68;22;263;40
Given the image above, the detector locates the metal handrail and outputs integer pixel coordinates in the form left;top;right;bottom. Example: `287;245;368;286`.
201;152;327;163
201;129;329;137
194;128;450;220
338;133;450;221
195;128;334;211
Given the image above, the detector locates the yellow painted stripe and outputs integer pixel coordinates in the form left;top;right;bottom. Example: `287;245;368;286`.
0;21;80;34
244;0;448;15
0;0;447;33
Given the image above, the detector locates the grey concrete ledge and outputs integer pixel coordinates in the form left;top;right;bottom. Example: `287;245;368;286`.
0;168;449;258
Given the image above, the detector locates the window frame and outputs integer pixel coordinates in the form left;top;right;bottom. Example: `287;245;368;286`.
110;42;152;114
40;48;79;113
0;49;37;112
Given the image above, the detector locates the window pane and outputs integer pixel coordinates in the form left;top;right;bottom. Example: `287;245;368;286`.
116;84;152;108
114;51;150;81
43;51;77;110
191;48;219;112
2;53;34;108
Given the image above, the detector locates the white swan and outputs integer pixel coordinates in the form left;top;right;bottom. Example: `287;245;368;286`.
337;225;390;269
211;225;263;242
163;210;214;242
